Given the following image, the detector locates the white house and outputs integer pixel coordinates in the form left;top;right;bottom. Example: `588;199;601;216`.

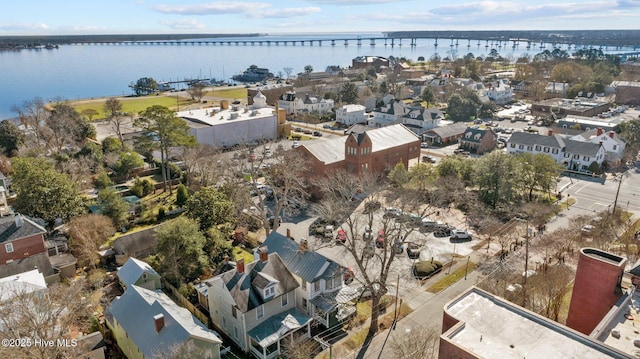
369;100;408;128
571;128;626;165
336;104;367;126
401;107;444;136
507;132;606;172
278;92;334;115
196;248;310;359
483;79;514;105
261;232;346;328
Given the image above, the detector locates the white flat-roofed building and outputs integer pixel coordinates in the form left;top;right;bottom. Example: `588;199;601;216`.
440;287;629;359
336;104;367;126
178;106;277;149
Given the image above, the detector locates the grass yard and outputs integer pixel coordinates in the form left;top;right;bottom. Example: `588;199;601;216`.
233;246;255;264
427;261;477;293
73;95;195;119
204;87;247;99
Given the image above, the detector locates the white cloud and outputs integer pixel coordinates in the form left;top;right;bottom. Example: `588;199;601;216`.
0;22;49;31
160;18;206;30
305;0;408;4
154;1;319;19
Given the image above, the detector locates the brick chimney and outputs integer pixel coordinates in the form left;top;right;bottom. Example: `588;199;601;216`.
609;131;615;139
153;314;165;333
14;213;23;228
597;128;603;136
258;246;269;262
286;228;291;240
548;129;554;136
236;258;245;274
299;238;307;252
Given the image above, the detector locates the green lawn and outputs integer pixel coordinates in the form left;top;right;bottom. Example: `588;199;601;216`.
427;261;477;293
204;87;247;99
73;95;195;119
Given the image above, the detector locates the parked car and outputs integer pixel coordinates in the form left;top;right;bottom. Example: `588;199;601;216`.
422;155;436;163
336;229;347;244
313;130;322;137
383;207;403;218
421;142;429;148
375;230;386;248
363;225;373;241
295;127;303;132
450;229;473;241
303;129;313;135
581;224;595;233
406;243;421;259
291;140;300;148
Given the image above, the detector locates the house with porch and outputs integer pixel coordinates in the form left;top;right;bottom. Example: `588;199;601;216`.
458;127;497;155
506;132;606;172
482;79;514;105
278;92;334;115
198;248;309;359
106;285;222;359
261;232;345;329
400;107;444;136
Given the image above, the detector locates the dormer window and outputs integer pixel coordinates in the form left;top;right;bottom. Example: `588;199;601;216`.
263;284;276;299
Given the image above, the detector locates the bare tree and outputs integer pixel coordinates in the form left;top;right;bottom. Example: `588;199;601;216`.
528;265;573;321
283;67;293;79
313;170;441;356
389;325;439;359
103;98;125;149
281;339;321;359
179;144;221;189
11;97;49;148
0;279;94;359
66;214;116;269
186;82;206;102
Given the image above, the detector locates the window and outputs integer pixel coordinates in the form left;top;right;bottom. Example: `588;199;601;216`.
232;306;237;319
4;243;13;253
302;298;307;310
543;147;550;153
301;279;307;291
613;145;617;151
583;156;589;162
527;146;532;151
518;144;524;150
552;148;558;154
535;145;541;151
257;305;264;319
510;143;515;148
234;326;238;339
573;154;579;160
314;281;320;292
281;293;288;307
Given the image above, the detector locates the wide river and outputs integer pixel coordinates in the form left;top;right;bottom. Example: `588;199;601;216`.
0;32;629;120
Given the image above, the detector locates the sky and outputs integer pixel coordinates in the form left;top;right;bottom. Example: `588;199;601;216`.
2;0;640;35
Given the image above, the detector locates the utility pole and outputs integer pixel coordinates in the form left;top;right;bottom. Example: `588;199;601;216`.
523;220;530;308
613;174;623;216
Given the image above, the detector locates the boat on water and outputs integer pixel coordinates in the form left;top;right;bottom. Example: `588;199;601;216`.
232;65;274;83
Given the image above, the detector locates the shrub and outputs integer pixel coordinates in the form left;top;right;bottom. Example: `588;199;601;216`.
157;207;166;221
413;260;443;278
176;184;189;207
94;172;114;189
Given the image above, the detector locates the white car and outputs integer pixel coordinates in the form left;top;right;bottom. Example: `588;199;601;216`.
450;229;473;241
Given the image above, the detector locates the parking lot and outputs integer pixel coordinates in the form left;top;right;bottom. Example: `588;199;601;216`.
274;199;478;297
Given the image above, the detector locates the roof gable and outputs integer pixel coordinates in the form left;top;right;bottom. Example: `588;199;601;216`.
118;257;160;287
0;214;46;244
218;253;299;313
262;232;341;283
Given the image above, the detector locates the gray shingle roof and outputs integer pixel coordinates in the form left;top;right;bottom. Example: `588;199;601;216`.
0;214;46;244
106;285;221;358
0;253;54;278
217;253;299;313
117;257;160;288
262;232;342;283
508;132;566;148
564;139;602;157
427;122;468;138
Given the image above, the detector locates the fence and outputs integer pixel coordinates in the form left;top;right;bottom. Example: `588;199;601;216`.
161;278;211;328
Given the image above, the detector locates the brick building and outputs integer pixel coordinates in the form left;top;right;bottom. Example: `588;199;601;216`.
532;97;610;118
351;56;389;72
295;124;420;178
567;248;626;335
612;81;640;105
0;214;47;265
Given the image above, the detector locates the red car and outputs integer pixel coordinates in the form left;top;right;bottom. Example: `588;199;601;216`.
375;230;385;248
336;229;347;244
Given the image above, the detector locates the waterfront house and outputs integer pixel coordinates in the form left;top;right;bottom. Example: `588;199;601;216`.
336;104;367;126
278;91;334;115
